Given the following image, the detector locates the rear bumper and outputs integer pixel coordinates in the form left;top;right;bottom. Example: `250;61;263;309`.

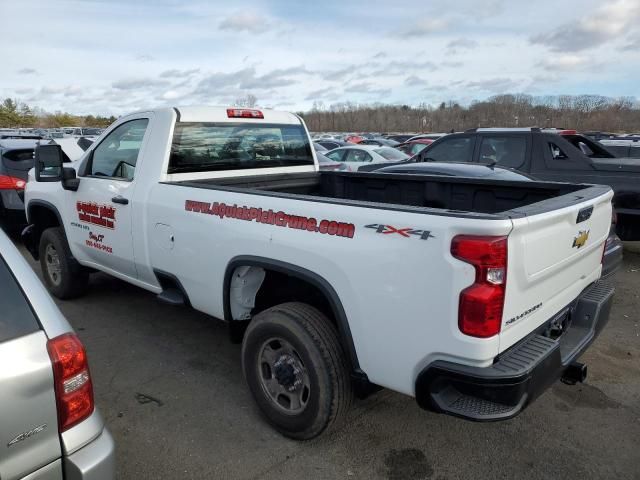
602;233;624;281
415;281;615;421
63;428;115;480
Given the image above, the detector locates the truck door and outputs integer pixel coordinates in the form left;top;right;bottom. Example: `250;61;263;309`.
65;117;150;279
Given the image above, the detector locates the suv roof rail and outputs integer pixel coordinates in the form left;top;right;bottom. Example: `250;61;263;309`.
475;127;540;133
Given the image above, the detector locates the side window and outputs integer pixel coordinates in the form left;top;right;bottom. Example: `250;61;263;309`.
549;142;569;160
89;119;149;180
424;137;473;163
479;136;527;169
345;149;369;162
326;150;345;162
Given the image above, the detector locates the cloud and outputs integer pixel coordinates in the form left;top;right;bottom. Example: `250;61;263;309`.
159;68;200;78
373;51;387;59
135;54;155;62
112;78;170;90
621;35;640;51
537;54;590;71
343;82;391;97
447;38;478;50
442;61;463;68
397;17;449;37
17;68;37;75
305;87;335;101
371;60;437;76
464;78;521;92
404;75;426;86
531;0;640;52
219;11;269;34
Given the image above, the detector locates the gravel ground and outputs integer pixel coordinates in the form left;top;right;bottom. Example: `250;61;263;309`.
18;243;640;480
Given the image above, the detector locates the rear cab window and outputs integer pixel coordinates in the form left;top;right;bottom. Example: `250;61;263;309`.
169;123;314;174
478;135;528;169
423;136;475;163
0;256;40;343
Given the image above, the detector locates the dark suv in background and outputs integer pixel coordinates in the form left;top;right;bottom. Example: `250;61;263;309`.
414;128;640;240
0;139;38;230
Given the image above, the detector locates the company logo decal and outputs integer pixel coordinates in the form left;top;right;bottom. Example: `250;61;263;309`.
77;201;116;229
364;224;435;240
86;231;112;254
572;230;589;249
185;200;355;239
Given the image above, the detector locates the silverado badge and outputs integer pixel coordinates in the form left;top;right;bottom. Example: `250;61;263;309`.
572;230;590;249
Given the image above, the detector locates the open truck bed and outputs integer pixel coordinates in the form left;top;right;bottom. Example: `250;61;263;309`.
169;171;610;219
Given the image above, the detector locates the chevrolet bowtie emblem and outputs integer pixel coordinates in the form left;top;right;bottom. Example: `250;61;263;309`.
572;230;590;249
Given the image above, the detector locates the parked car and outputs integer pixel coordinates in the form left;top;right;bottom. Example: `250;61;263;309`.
24;106;614;440
344;135;364;143
374;161;623;280
598;138;640;159
324;145;410;171
0;228;115;479
383;134;416;143
358;138;400;147
407;133;447;142
316;152;345;171
396;138;434;157
313;142;328;153
314;139;349;151
415;127;640;240
0;139;36;229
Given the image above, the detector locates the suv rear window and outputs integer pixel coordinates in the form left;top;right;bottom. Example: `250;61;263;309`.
169;123;314;174
0;256;39;343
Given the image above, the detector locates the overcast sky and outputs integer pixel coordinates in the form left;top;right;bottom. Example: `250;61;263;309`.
1;0;639;115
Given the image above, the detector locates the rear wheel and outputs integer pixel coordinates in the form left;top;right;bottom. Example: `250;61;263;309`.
241;302;352;439
39;227;89;299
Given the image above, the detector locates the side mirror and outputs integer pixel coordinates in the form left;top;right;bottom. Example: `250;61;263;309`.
34;144;64;182
62;167;80;191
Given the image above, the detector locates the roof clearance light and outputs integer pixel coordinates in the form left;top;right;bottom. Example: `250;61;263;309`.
226;108;264;119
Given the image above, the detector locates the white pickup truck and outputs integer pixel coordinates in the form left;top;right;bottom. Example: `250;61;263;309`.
23;106;615;439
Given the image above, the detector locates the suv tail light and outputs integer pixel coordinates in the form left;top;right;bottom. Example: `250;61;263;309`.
0;175;26;190
226;108;264;119
47;333;94;432
451;235;508;338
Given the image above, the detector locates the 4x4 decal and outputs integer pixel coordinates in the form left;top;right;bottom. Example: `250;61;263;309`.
365;224;435;240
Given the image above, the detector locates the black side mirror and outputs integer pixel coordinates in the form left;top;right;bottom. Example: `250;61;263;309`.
62;167;80;191
34;144;64;182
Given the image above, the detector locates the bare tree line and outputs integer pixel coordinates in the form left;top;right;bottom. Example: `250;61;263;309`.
301;94;640;133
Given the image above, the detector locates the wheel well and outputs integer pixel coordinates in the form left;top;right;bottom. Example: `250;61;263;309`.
254;270;335;327
224;257;361;373
28;203;62;258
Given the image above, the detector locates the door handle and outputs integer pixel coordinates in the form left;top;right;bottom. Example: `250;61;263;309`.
112;196;129;205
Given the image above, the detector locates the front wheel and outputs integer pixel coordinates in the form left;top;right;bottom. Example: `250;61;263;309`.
241;302;352;440
39;227;89;299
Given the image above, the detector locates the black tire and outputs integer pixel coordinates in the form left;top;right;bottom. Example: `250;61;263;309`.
242;302;352;440
39;227;89;299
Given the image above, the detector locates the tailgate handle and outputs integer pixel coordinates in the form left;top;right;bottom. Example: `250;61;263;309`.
112;196;129;205
576;205;593;223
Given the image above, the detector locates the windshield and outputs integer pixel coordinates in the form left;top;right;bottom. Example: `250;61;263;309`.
169;122;314;174
374;147;409;161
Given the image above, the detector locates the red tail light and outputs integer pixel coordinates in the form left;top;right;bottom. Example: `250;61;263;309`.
0;175;26;190
451;235;508;338
558;129;577;135
47;333;94;432
226;108;264;119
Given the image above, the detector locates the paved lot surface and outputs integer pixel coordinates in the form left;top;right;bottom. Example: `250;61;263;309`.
18;243;640;480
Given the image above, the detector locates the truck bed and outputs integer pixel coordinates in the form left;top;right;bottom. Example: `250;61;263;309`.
168;171;609;219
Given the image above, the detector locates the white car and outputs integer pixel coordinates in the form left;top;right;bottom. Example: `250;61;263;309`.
324;145;409;171
24;106;614;440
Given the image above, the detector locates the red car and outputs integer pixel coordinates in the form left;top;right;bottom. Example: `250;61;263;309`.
396;138;434;156
345;135;364;144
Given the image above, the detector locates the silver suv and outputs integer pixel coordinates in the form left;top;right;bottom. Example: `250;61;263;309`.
0;229;114;480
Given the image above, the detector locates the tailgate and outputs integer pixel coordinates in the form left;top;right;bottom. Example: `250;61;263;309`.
500;189;613;352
